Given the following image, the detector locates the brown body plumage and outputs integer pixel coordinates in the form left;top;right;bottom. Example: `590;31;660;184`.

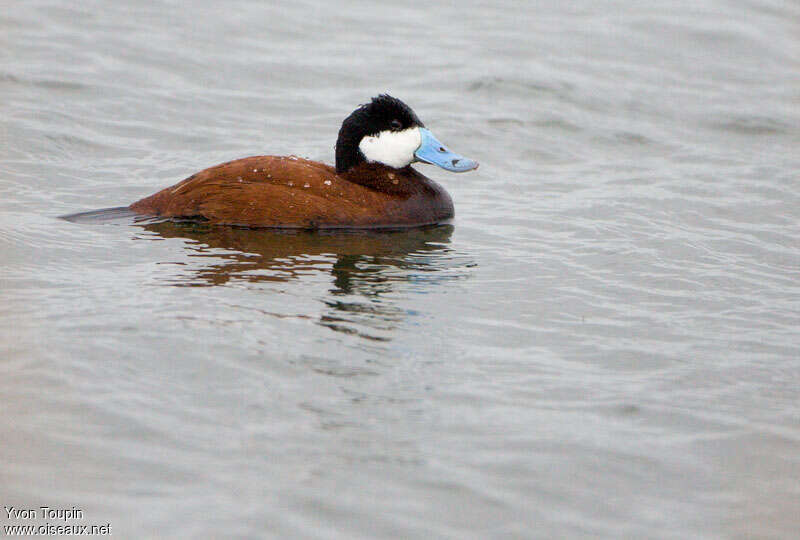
129;156;454;229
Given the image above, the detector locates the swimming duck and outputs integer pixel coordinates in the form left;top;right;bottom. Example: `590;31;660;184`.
128;95;478;228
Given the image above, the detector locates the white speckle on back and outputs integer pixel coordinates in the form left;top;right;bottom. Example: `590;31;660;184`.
324;180;331;186
303;183;310;188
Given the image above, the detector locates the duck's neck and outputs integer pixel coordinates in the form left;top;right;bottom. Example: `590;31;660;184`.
340;163;426;195
335;132;365;173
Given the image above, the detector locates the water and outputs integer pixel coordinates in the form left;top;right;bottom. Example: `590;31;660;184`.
1;0;799;537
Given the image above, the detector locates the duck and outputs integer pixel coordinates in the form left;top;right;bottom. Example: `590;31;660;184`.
127;95;478;229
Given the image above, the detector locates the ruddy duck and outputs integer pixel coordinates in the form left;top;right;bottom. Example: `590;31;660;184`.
126;95;478;228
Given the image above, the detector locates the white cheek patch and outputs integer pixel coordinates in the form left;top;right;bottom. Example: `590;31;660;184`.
358;127;422;169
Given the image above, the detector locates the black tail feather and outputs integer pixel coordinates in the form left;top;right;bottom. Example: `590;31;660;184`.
59;206;140;224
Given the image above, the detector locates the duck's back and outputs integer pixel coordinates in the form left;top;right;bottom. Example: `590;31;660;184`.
129;156;453;228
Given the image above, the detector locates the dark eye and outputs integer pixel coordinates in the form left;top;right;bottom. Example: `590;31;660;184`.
390;119;402;131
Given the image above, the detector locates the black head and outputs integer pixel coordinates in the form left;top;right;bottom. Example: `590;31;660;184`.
335;95;424;173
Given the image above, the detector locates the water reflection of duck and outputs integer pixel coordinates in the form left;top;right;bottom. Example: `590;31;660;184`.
139;221;464;340
139;220;457;287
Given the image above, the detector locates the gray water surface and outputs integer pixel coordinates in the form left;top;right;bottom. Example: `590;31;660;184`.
1;1;799;538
